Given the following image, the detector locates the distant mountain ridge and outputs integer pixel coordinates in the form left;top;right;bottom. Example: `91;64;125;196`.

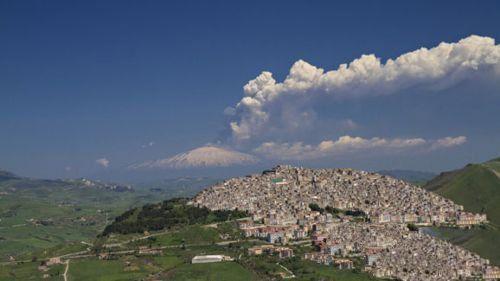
135;176;219;198
377;169;436;184
0;169;133;192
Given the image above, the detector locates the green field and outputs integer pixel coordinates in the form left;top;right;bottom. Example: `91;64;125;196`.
290;261;383;281
0;173;217;262
167;262;258;281
67;259;149;281
0;182;158;261
0;262;64;281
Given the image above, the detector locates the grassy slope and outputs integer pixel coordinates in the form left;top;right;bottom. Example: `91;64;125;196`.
425;162;500;224
168;262;257;281
68;259;149;281
423;157;500;264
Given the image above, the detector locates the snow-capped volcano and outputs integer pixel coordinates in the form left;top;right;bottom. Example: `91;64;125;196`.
129;146;259;169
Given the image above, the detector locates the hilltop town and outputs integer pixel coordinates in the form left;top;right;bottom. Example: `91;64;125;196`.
193;165;500;281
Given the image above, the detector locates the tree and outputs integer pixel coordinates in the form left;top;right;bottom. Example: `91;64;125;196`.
407;223;418;232
308;203;324;213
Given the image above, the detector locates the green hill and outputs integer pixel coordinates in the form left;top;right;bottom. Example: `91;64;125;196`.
423;157;500;264
101;198;249;236
424;157;500;225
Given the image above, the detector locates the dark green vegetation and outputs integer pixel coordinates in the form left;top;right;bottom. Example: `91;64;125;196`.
102;198;249;235
407;223;419;232
423;157;500;264
0;170;217;262
309;203;367;218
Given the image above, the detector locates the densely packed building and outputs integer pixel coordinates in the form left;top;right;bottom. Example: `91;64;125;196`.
317;222;490;281
194;165;485;226
192;165;495;281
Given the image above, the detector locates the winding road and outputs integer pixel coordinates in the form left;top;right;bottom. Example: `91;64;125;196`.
63;260;70;281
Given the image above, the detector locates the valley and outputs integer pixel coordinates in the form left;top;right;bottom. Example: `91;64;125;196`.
0;172;214;262
0;200;383;281
1;158;499;280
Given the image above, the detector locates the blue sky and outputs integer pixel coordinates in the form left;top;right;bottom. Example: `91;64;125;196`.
1;1;499;179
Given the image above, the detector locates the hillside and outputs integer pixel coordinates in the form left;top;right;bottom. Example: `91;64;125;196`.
423;157;500;264
0;174;144;261
192;165;499;280
424;157;500;225
0;171;214;261
3;165;496;280
1;197;384;281
194;165;471;225
32;197;381;281
101;198;249;235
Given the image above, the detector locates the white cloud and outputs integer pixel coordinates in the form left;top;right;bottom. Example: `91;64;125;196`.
431;136;467;150
96;158;110;168
228;35;500;144
223;106;236;116
337;119;359;130
141;141;155;148
254;135;465;160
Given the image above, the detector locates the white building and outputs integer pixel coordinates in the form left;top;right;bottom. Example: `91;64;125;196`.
191;255;233;264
